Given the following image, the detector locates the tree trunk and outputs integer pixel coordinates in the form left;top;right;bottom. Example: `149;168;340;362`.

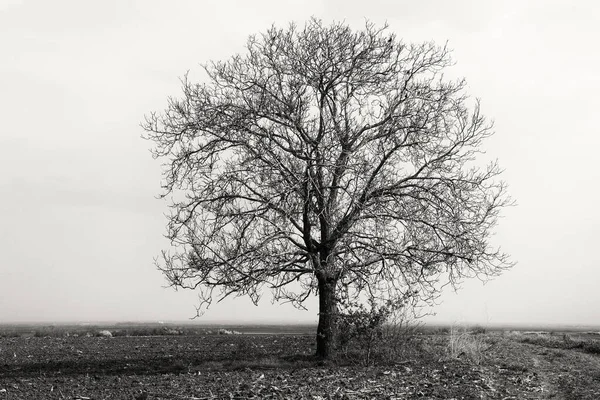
315;275;338;359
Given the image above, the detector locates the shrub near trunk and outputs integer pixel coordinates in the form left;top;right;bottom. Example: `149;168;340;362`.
335;301;393;365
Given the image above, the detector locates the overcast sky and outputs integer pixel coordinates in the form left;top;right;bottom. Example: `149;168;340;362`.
1;0;598;327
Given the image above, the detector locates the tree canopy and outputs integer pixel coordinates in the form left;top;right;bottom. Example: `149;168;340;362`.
143;19;513;358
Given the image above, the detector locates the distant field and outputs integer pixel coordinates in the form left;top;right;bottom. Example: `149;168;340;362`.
1;324;600;398
2;322;598;339
0;322;317;338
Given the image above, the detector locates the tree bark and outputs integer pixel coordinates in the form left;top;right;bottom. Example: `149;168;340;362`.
315;274;338;359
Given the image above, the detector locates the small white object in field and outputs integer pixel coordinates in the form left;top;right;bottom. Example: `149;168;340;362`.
218;328;242;335
98;330;113;338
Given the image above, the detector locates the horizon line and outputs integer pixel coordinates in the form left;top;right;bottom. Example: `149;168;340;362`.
1;320;600;330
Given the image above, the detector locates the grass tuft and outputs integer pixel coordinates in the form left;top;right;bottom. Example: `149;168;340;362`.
447;326;487;365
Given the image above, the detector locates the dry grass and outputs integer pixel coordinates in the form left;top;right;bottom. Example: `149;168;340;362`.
518;332;600;355
447;326;488;365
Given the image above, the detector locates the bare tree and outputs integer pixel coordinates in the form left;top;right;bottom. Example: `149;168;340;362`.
143;19;514;359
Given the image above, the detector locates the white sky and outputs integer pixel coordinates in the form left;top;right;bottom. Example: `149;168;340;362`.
1;0;599;327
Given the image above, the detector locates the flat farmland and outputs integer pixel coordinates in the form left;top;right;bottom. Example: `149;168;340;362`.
1;327;600;399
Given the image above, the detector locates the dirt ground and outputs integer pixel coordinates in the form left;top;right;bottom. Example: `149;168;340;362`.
1;330;599;399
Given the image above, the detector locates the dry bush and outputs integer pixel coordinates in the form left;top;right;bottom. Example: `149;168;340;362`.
580;340;600;355
335;298;421;365
447;326;488;365
335;302;390;365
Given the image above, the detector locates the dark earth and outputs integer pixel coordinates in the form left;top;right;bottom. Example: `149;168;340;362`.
1;327;599;399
